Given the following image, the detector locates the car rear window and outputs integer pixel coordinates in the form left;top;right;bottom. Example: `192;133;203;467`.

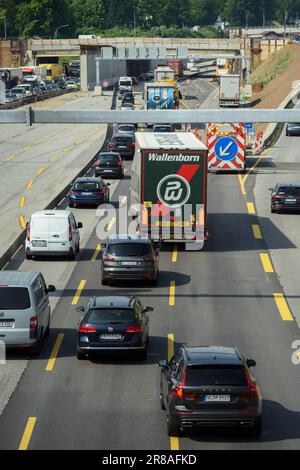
185;365;248;387
98;154;119;163
153;126;172;132
120;80;131;87
107;243;151;257
111;136;133;143
118;125;135;132
278;187;300;197
84;308;135;323
74;182;99;190
32;217;49;232
0;287;31;310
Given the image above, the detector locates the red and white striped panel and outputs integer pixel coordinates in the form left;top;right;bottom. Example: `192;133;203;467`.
254;132;264;155
207;126;246;171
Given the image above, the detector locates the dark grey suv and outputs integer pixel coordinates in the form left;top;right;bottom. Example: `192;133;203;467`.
101;235;159;285
159;346;262;437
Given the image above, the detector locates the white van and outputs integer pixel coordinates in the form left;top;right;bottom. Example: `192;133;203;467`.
25;210;83;260
118;76;133;91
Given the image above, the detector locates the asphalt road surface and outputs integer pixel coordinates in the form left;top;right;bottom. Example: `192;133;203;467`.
0;76;299;450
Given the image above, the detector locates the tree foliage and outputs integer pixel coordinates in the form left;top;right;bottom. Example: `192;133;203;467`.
1;0;300;39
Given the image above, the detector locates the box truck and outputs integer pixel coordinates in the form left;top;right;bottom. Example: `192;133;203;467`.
144;82;180;110
131;132;208;250
154;66;175;82
219;74;240;107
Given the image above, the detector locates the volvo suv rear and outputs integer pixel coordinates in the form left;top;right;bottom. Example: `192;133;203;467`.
270;183;300;213
159;346;262;437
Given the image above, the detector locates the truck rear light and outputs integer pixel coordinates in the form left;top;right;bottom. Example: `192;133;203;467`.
79;324;97;333
125;325;143;333
30;316;38;329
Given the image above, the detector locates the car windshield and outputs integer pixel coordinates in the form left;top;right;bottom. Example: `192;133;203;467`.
107;243;151;257
278;187;300;197
74;182;99;191
98;154;119;163
84;308;135;324
120;81;131;87
185;365;248;387
0;287;31;310
112;136;132;143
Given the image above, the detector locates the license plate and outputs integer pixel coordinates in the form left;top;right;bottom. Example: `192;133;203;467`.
286;199;296;203
32;241;47;247
0;321;14;328
204;395;231;402
100;334;122;340
82;192;93;196
118;146;126;149
121;261;138;266
103;169;113;172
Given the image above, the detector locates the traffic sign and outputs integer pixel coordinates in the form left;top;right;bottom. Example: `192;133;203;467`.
214;136;238;161
247;128;255;135
245;122;253;129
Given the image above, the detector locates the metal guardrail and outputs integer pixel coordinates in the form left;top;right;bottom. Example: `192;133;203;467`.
0;108;300;126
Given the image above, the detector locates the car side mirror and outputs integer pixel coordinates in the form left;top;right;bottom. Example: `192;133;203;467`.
47;285;56;293
145;306;154;313
158;360;168;368
246;358;256;368
77;222;83;229
76;306;85;313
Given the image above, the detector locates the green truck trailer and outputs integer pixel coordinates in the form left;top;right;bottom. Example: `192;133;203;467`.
131;132;208;250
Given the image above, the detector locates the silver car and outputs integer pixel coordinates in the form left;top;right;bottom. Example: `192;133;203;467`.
0;271;55;354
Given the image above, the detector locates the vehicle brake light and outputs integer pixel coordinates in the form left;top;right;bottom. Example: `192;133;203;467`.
26;225;31;242
70;191;79;195
30;316;38;329
273;195;283;200
125;325;143;333
102;255;115;261
131;143;135;149
69;224;72;241
117;161;122;167
95;161;100;167
245;367;259;398
79;324;97;333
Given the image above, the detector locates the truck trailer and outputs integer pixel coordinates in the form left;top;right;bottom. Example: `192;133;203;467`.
144;82;180;110
131;132;208;250
219;74;240;107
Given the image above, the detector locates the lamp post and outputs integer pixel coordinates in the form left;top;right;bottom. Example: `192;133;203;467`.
54;24;69;39
0;16;7;39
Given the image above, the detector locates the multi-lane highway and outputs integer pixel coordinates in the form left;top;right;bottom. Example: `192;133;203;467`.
0;74;300;450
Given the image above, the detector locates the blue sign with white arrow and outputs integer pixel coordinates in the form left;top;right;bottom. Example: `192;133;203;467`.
215;137;238;161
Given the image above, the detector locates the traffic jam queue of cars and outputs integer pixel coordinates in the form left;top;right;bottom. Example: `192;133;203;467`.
10;71;300;440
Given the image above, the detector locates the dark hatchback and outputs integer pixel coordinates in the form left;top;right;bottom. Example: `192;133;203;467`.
270;183;300;213
94;152;124;178
68;177;110;207
159;346;262;437
122;92;134;105
286;123;300;136
76;296;152;359
101;235;159;285
108;134;135;159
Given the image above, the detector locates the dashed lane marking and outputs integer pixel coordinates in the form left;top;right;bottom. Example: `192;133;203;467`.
72;280;86;305
18;417;37;451
20;196;26;208
169;281;176;306
45;333;64;372
91;244;101;262
26;179;34;190
247;202;256;215
172;245;178;263
273;293;294;321
260;253;274;273
252;224;262;240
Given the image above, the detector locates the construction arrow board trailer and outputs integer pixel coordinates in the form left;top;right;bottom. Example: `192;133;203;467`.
131;132;208;251
206;123;246;172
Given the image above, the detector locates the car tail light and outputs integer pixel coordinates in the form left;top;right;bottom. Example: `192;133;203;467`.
131;143;135;149
102;254;115;261
70;191;79;195
69;224;72;241
117;161;122;167
125;325;143;333
95;161;100;167
245;367;259;399
273;195;283;200
30;316;38;329
79;324;97;333
26;225;30;242
143;255;154;261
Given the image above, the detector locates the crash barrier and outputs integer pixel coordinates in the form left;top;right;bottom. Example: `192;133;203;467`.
254;132;264;155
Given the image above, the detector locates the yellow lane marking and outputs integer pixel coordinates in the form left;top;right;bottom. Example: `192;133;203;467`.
19;216;26;229
91;244;101;262
23;146;32;152
252;224;262;240
238;174;246;196
247;202;256;215
72;280;86;305
167;333;174;362
18;417;37;451
169;281;176;306
50;132;57;137
108;217;116;231
273;293;294;321
260;253;274;273
179;100;190;110
37;167;45;176
63;147;71;153
193;81;203;93
45;333;64;372
242;149;269;187
170;436;180;450
36;139;44;144
51;156;58;162
20;196;26;208
172;245;178;263
26;179;34;190
74;140;81;145
5;154;15;161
